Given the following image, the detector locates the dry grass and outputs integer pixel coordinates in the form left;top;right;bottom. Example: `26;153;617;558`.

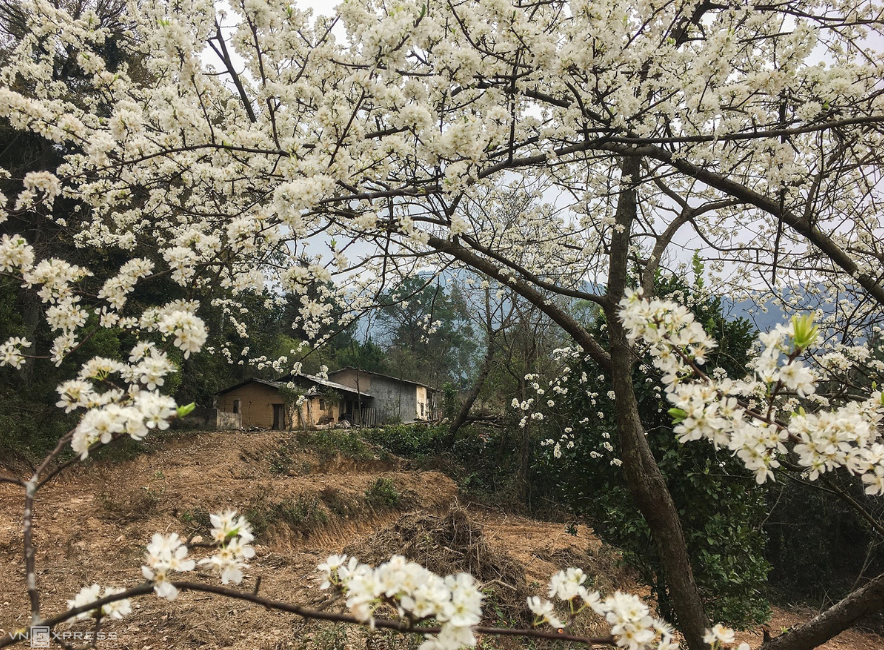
1;429;882;650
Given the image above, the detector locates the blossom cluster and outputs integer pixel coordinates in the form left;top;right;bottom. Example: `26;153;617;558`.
141;532;196;600
53;340;185;458
199;510;257;585
69;391;177;458
139;510;255;600
61;513;755;648
318;554;483;650
528;567;677;650
320;555;748;650
65;511;258;615
619;289;884;492
0;225;209;461
67;584;132;621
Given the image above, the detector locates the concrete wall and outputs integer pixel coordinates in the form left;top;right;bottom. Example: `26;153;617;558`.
328;368;372;394
328;370;430;424
366;375;418;424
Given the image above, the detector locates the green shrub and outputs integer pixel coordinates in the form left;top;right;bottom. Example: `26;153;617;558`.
299;430;376;462
246;492;329;539
365;477;401;509
320;486;362;518
361;424;447;458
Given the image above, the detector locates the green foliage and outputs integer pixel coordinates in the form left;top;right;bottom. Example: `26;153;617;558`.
333;337;388;375
365;477;401;509
361;424;448;458
269;431;379;475
298;430;377;462
377;277;476;386
441;382;460;420
764;472;884;604
538;273;770;627
0;279;125;457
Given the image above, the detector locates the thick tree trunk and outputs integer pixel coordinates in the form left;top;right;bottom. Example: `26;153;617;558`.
760;573;884;650
445;331;497;447
604;156;710;650
606;318;710;648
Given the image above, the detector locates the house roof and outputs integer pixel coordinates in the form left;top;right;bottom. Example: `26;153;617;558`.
328;367;437;391
281;372;373;397
216;374;372;397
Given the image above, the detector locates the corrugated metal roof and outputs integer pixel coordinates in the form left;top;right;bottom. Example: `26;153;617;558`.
215;374;372;397
328;367;437;391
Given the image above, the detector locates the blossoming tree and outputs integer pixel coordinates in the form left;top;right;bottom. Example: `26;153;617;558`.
2;0;884;648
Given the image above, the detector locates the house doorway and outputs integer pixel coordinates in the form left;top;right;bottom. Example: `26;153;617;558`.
272;404;285;430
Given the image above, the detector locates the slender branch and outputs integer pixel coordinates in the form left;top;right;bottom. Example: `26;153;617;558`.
759;571;884;650
0;473;25;486
23;478;39;625
459;234;607;306
209;24;257;123
821;477;884;539
0;581;616;649
424;234;612;371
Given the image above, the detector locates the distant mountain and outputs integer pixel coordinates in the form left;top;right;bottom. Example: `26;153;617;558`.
722;297;789;333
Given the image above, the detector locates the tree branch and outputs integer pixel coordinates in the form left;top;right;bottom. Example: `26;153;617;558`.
0;581;616;649
424;235;611;371
759;572;884;650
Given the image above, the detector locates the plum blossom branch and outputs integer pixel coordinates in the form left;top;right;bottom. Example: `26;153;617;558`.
619;289;884;492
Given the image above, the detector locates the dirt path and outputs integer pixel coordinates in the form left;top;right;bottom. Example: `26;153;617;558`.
0;430;881;649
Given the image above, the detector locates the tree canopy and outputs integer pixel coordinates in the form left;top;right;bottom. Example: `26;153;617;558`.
2;1;884;649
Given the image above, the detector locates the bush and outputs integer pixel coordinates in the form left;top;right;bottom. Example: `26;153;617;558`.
361;424;448;458
365;477;401;509
245;491;329;539
298;430;377;462
764;473;884;607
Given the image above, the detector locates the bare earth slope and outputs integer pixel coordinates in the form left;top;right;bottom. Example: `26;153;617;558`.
0;430;881;649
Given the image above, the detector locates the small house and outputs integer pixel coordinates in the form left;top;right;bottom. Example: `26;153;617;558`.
326;368;438;424
215;374;373;430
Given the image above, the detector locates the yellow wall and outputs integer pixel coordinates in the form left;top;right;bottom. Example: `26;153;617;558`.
294;396;341;428
217;383;283;429
218;382;342;430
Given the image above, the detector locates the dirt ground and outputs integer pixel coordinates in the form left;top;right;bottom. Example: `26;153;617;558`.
0;429;881;649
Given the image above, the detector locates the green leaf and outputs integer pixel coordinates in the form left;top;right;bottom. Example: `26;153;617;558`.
791;314;819;350
176;402;196;418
